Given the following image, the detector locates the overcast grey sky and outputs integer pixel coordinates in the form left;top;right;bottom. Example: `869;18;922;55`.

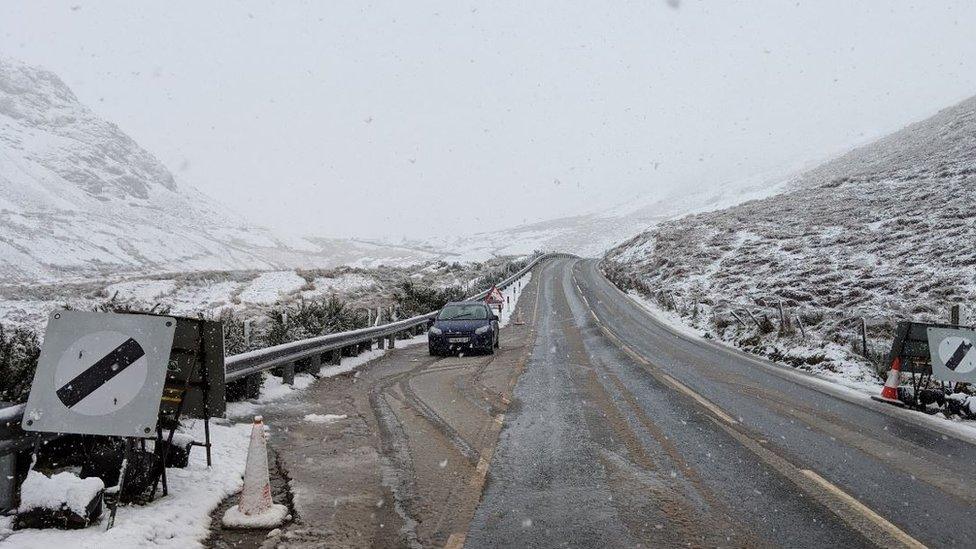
2;1;974;240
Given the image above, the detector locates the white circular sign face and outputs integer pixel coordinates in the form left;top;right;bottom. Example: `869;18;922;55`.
938;335;976;374
53;330;149;416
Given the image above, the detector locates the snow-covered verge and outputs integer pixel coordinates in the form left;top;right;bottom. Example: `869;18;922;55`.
624;290;883;396
1;327;436;546
621;289;976;435
0;421;252;548
602;93;976;423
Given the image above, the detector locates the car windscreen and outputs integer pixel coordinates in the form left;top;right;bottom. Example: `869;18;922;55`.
437;304;488;320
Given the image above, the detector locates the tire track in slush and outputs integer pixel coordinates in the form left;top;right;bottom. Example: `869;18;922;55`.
368;265;546;547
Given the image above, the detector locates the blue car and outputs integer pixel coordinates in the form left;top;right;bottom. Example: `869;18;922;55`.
428;301;500;356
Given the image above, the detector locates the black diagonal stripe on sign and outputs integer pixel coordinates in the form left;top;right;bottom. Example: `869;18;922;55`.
56;338;145;408
945;340;973;371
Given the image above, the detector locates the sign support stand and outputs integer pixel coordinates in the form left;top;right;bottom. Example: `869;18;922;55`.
105;438;135;531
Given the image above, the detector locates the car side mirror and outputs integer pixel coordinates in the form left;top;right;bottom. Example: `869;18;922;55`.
427;318;435;328
490;314;499;321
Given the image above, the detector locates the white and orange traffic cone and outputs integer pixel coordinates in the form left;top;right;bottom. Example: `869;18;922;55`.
222;416;289;528
872;357;905;406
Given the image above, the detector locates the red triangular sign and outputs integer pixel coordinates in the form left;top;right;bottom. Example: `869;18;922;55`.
486;286;504;304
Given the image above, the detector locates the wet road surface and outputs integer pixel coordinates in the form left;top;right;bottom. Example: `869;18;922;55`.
466;258;975;548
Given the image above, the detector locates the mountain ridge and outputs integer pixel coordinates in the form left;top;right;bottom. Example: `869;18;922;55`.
0;56;442;282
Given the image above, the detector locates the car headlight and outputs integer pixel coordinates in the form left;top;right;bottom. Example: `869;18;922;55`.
475;325;491;335
429;326;443;335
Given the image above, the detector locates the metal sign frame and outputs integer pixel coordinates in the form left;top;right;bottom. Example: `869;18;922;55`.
22;311;176;438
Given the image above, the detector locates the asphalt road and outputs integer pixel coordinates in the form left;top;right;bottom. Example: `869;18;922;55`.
220;275;541;548
466;257;975;548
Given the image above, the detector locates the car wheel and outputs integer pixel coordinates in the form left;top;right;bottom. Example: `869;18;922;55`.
429;345;439;357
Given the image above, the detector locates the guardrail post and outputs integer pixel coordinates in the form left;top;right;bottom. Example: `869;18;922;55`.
282;362;295;385
330;350;342;366
310;353;321;374
0;449;14;511
388;335;396;349
377;337;385;350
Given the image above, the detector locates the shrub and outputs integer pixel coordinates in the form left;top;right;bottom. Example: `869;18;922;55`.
394;281;466;318
0;323;42;404
265;296;367;347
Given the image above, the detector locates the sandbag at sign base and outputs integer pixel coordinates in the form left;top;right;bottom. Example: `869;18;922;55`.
14;471;104;530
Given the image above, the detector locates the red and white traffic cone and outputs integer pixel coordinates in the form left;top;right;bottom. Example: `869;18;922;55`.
222;416;289;528
872;357;905;406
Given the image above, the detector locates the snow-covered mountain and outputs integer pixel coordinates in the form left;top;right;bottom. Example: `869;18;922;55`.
603;94;976;389
0;57;440;282
428;174;787;260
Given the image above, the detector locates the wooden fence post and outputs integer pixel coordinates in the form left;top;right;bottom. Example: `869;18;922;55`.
746;309;762;330
860;317;868;357
730;311;746;327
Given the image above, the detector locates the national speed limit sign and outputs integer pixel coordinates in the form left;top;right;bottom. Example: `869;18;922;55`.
927;326;976;383
22;311;177;437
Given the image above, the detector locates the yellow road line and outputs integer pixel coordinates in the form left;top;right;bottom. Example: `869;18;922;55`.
801;469;928;549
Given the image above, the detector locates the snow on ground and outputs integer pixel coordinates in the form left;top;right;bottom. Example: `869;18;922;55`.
166;281;241;316
103;279;177;303
303;414;347;423
238;271;306;305
626;291;882;396
1;420;252;548
225;372;317;419
316;347;388;379
225;334;429;420
301;274;374;299
622;290;976;438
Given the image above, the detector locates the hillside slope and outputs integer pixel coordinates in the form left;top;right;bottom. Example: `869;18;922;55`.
0;57;439;283
604;95;976;390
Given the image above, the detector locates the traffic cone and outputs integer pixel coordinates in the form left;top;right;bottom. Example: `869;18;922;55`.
222;416;289;528
872;357;905;406
513;308;525;325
